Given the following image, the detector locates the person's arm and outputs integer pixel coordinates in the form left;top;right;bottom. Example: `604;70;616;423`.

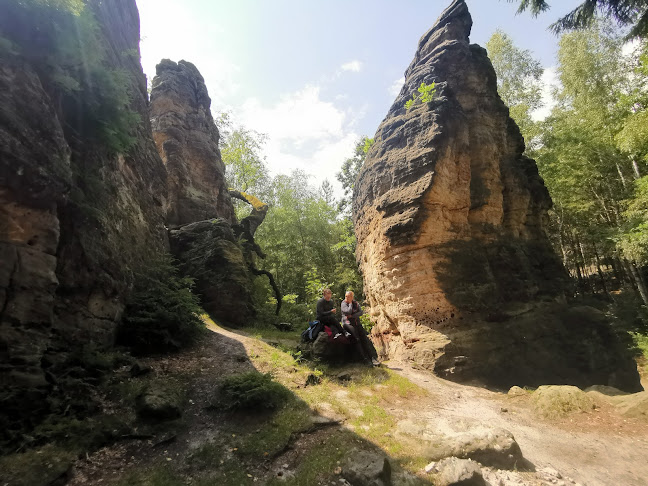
349;301;363;318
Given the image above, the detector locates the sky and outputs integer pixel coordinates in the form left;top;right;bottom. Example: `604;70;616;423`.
136;0;583;197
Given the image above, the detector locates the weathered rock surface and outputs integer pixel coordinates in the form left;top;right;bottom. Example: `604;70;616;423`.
532;385;596;418
397;419;524;470
0;0;168;442
343;450;392;486
169;219;254;326
136;381;184;421
352;0;641;391
150;59;234;227
428;457;485;486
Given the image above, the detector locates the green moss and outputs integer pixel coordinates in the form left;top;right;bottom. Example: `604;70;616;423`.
0;444;76;486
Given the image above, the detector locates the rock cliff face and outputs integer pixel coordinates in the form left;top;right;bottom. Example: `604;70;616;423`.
0;0;168;436
150;59;235;227
149;60;254;326
353;0;641;391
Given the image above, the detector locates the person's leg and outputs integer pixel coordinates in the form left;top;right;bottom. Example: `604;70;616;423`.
354;323;378;362
322;315;344;336
343;323;369;361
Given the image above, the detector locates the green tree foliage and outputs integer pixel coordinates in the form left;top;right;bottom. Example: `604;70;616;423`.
533;21;648;306
486;29;544;150
405;82;437;109
1;0;140;153
511;0;648;38
336;137;374;215
117;254;204;355
220;121;368;324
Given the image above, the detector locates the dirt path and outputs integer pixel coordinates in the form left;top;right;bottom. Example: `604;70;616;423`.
383;362;648;486
60;320;648;486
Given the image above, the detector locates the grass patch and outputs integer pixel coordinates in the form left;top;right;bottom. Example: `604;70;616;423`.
236;400;314;457
219;371;291;410
266;429;354;486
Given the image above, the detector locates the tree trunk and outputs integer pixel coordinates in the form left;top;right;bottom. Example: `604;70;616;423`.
628;260;648;307
592;245;609;296
632;159;642;179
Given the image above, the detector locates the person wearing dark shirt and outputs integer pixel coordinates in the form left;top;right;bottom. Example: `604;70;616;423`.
341;291;379;366
316;289;346;338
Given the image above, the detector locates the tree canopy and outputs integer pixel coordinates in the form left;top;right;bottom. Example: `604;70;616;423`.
510;0;648;38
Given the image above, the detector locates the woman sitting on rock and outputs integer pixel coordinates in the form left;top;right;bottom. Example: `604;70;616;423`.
341;291;379;367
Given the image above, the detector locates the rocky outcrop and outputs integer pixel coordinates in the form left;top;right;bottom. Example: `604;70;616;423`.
169;219;254;326
353;0;641;391
0;0;168;441
150;59;234;227
150;61;256;326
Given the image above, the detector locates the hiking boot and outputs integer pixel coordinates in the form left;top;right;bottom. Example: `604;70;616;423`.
344;332;352;338
333;333;342;339
371;358;380;366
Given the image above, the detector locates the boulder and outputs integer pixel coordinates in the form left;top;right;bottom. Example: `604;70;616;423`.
397;419;524;470
351;0;642;392
429;457;485;486
532;385;596;418
507;386;528;398
137;381;184;421
343;450;391;486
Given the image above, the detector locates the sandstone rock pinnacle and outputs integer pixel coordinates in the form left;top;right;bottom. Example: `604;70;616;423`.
150;59;235;226
353;0;641;391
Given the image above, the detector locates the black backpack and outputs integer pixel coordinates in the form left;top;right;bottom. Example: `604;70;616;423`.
301;320;325;342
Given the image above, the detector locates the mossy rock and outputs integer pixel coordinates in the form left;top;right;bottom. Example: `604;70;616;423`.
136;380;185;421
532;385;595;418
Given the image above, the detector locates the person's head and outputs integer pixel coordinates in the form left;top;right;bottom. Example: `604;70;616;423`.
323;289;332;301
345;291;354;302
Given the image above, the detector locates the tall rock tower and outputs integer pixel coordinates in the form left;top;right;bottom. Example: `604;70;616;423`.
353;0;641;391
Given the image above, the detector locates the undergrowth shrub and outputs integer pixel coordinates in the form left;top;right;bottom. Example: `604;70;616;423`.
118;254;204;355
218;372;290;410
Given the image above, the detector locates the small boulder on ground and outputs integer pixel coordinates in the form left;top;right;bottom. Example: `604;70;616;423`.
136;381;184;421
343;449;391;486
507;386;528;398
428;457;486;486
398;419;524;470
532;385;595;418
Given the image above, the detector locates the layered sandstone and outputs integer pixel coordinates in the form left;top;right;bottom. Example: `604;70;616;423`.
353;0;641;391
0;0;168;437
150;60;254;326
150;59;235;226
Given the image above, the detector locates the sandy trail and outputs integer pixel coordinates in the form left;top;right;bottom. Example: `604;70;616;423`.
385;362;648;486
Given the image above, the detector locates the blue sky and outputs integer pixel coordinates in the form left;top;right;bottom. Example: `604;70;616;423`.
136;0;582;196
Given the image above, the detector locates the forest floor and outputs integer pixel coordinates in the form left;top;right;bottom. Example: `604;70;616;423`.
3;318;647;486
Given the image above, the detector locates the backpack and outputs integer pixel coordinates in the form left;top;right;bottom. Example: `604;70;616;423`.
301;320;325;342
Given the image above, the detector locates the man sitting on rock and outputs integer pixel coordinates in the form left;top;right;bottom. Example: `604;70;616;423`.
341;290;379;366
316;289;347;339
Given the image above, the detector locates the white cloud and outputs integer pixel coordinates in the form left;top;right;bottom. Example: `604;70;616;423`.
340;60;363;73
388;76;405;97
137;0;240;105
531;67;560;121
237;86;360;197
